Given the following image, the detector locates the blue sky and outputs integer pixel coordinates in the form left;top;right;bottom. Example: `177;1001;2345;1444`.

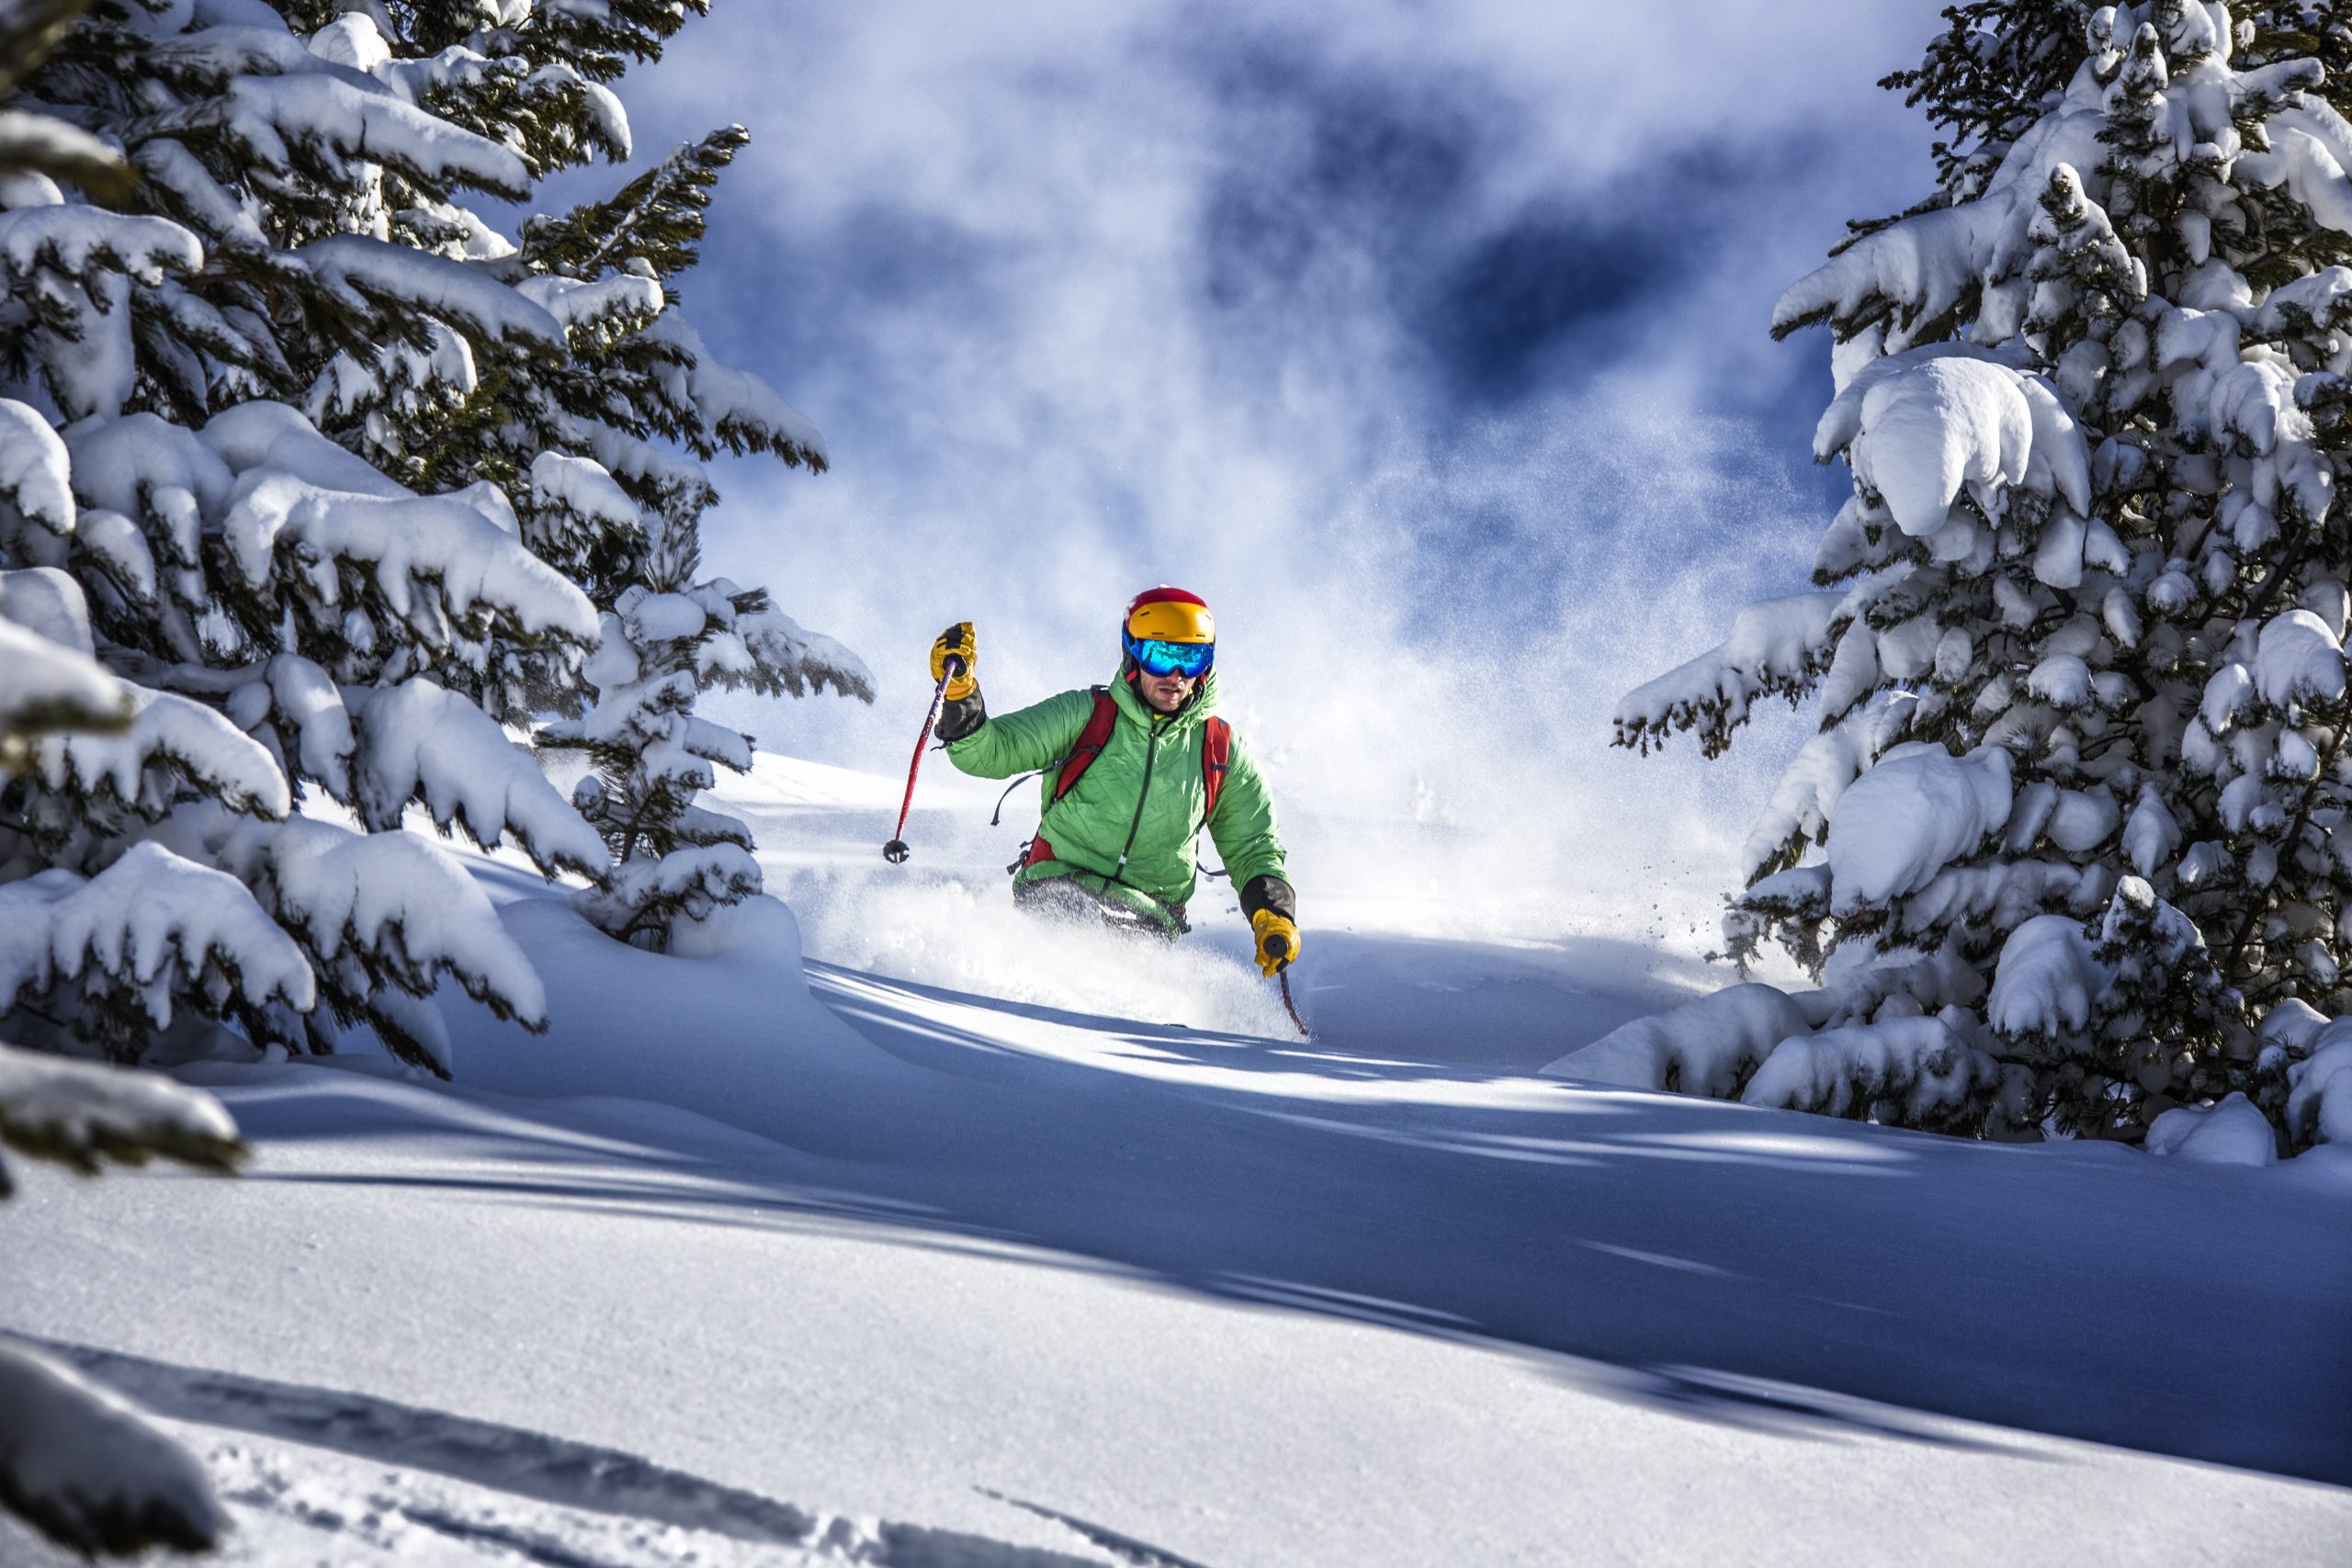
548;0;1949;921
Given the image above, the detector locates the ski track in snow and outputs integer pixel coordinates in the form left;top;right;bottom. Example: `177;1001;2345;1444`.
6;756;2352;1565
979;1492;1216;1568
0;1337;1136;1566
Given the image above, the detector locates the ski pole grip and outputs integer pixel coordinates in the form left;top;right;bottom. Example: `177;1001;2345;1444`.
1266;933;1291;964
944;655;967;680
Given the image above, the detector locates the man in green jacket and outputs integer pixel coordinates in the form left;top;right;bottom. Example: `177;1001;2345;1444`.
928;586;1300;976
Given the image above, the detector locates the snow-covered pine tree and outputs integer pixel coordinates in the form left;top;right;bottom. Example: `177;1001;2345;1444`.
1601;2;2352;1156
546;547;876;949
509;129;874;948
0;0;677;1077
0;8;239;1555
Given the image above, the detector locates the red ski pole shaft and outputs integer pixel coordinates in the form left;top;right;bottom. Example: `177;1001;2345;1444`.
1278;968;1310;1040
884;657;962;863
1264;933;1309;1039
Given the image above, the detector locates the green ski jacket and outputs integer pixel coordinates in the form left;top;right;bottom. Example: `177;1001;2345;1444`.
943;669;1287;931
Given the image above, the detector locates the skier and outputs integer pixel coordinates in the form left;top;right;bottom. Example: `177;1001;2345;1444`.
928;587;1300;975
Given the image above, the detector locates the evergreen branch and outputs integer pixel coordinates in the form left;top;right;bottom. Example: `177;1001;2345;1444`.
525;126;747;282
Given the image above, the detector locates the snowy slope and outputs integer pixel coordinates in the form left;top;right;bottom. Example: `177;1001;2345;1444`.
4;752;2349;1566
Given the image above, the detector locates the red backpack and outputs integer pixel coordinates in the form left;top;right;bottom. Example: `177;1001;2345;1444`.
1013;686;1231;870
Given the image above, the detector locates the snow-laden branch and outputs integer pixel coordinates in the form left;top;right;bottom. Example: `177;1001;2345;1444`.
641;310;828;468
260;816;551;1037
0;1343;225;1558
297;235;566;354
1825;743;2014;914
0;1042;243;1187
1613;592;1841;758
0;840;317;1032
1539;984;1819;1099
0;397;74;535
729;600;876;702
35;682;288;821
222;471;599;647
1741;1017;2002;1131
1818;344;2090;540
0;619;125;761
0;203;203;289
153;71;532;198
355;680;610;880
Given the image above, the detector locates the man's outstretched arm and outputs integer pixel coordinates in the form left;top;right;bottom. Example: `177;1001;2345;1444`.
927;623;1093;777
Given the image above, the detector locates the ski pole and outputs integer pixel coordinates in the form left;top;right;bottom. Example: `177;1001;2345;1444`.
1278;971;1310;1039
883;655;962;863
1265;934;1311;1039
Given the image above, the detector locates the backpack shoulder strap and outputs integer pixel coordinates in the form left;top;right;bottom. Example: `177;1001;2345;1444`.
1201;716;1232;821
1050;687;1118;805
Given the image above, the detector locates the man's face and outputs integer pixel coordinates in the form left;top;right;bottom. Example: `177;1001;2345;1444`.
1138;669;1197;713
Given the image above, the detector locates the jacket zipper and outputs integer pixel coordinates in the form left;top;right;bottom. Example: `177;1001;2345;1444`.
1113;718;1163;877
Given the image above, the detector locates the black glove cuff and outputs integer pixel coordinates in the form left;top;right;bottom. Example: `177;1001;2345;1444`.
1239;874;1295;925
936;688;987;744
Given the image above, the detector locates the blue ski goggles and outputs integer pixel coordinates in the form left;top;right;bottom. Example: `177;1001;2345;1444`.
1124;631;1215;678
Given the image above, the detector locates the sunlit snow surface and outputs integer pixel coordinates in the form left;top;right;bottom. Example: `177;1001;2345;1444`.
5;752;2350;1566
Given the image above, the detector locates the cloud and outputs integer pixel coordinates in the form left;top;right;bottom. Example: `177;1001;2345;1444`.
563;0;1947;941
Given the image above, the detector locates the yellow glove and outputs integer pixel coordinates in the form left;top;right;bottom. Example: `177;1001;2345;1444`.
1251;908;1300;976
930;622;977;701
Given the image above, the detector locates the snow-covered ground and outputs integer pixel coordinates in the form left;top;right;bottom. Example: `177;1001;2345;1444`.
5;752;2349;1565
